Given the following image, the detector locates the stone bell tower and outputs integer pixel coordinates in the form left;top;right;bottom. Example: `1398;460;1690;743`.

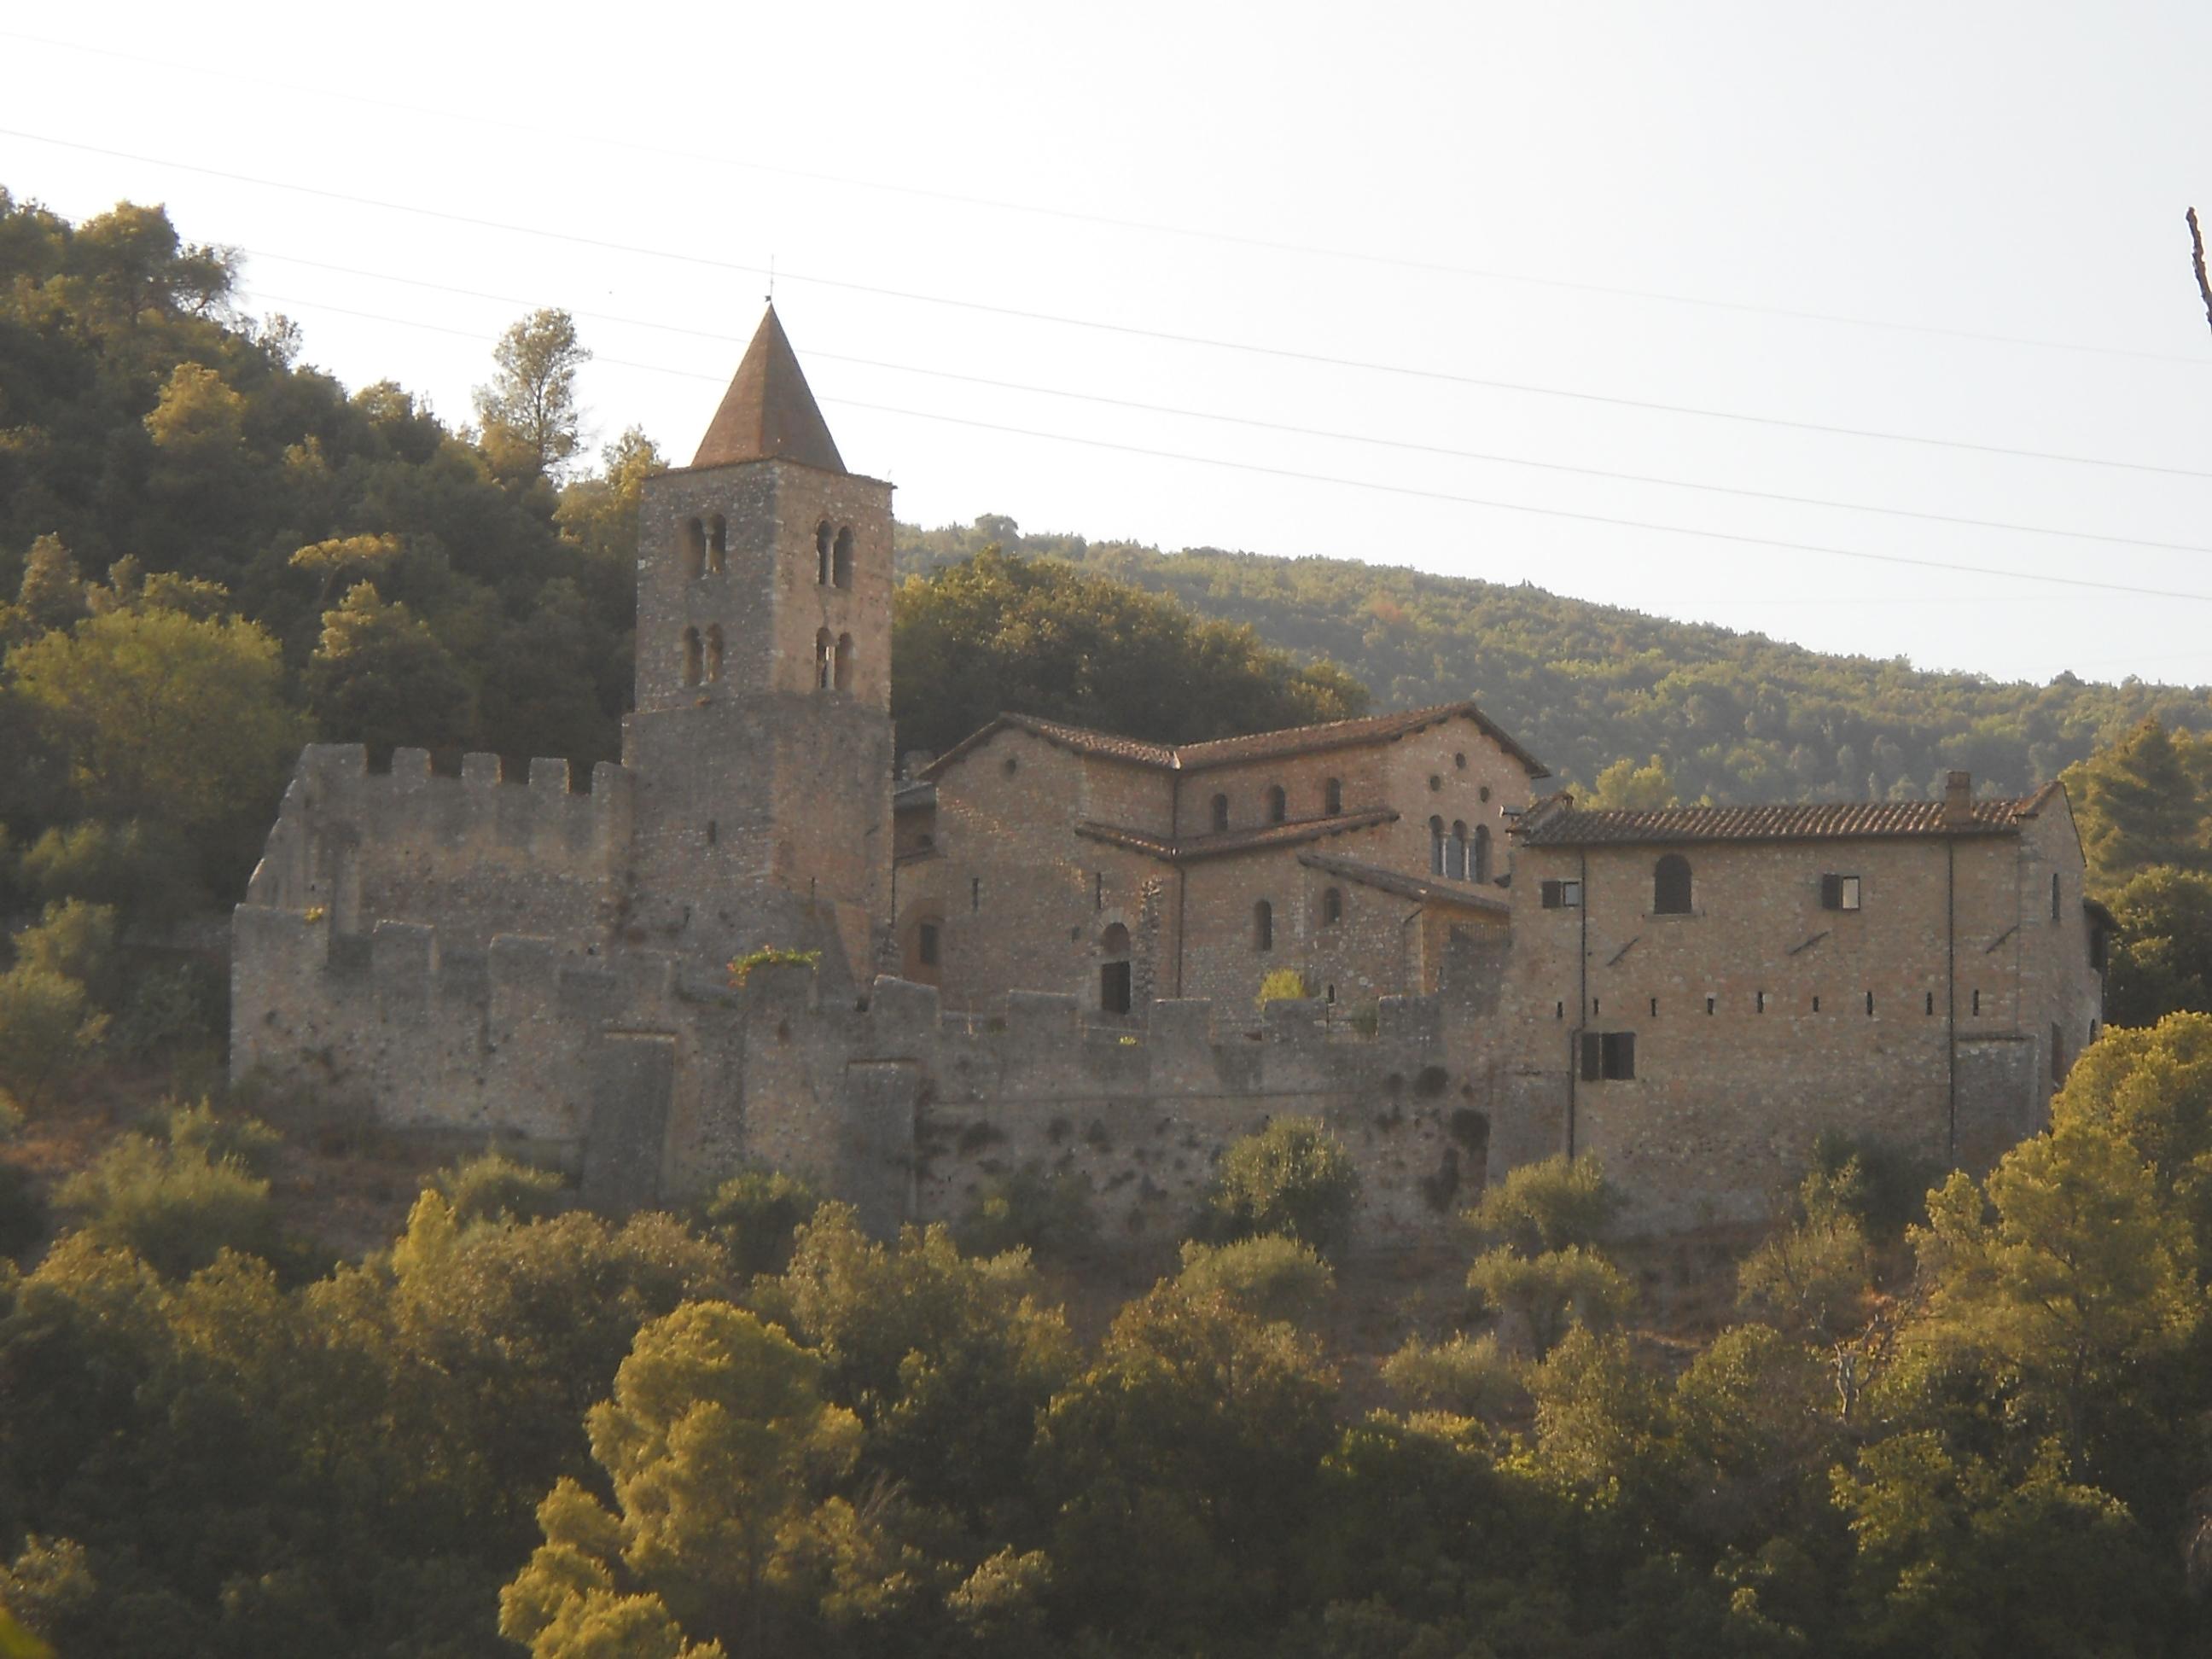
625;306;894;983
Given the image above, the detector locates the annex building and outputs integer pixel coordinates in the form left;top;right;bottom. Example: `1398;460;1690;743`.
230;309;2110;1238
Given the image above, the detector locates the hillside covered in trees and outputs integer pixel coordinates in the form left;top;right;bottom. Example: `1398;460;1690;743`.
898;518;2212;804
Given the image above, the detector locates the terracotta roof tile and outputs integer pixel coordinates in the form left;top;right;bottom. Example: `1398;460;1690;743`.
1298;850;1511;912
1514;796;2042;847
690;306;847;474
1074;809;1395;864
919;701;1545;782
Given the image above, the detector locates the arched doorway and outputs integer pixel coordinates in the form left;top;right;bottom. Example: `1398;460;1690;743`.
1098;922;1132;1016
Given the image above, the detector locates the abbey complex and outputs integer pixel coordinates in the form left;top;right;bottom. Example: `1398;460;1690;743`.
230;311;2110;1241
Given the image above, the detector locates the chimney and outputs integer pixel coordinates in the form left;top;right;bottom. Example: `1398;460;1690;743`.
1942;770;1973;827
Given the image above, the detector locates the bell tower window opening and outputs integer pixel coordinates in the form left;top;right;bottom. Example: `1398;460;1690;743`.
814;628;834;690
681;517;706;581
680;626;702;687
1449;822;1469;880
815;521;832;585
1653;853;1693;915
1429;817;1446;877
1266;784;1287;824
1211;794;1230;832
706;515;727;573
832;527;854;588
833;633;854;692
704;625;725;683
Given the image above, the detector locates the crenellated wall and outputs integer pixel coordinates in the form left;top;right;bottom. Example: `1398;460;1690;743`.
244;745;633;950
232;894;1517;1248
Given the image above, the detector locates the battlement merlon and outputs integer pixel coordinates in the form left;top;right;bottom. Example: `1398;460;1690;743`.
242;743;637;915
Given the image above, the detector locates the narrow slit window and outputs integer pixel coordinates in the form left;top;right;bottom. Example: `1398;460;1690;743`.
706;515;727;573
814;629;834;690
1706;995;1716;1016
704;625;724;682
680;626;702;686
681;518;706;581
970;877;981;912
833;632;854;691
1324;777;1343;815
1254;899;1273;952
1211;794;1230;833
832;526;854;588
815;521;832;585
1267;784;1287;824
1866;992;1875;1016
1322;886;1342;925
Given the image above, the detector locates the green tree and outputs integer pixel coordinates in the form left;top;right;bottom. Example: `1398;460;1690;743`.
475;309;591;483
7;607;300;867
14;535;84;635
2103;865;2212;1026
304;583;473;758
2063;718;2205;888
498;1301;859;1656
1465;1153;1619;1256
1583;753;1679;810
1203;1116;1361;1255
52;1134;277;1278
1174;1234;1335;1324
1467;1243;1634;1360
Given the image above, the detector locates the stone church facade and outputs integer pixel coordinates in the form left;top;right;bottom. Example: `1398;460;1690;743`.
229;310;2109;1238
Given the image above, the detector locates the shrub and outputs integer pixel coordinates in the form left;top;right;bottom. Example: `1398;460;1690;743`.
20;818;204;923
54;1135;277;1276
432;1150;567;1228
0;965;107;1104
9;900;119;1003
111;961;226;1057
1176;1234;1334;1324
1204;1117;1361;1254
162;1099;284;1178
1255;967;1311;1008
701;1165;824;1276
1381;1330;1525;1417
955;1162;1097;1262
1807;1131;1936;1241
1467;1243;1633;1359
1464;1154;1618;1255
728;946;821;987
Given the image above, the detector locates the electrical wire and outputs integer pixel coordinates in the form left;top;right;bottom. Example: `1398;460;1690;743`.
12;125;2212;482
248;288;2212;608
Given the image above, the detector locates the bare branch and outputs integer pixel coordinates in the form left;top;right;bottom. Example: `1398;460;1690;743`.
2188;207;2212;340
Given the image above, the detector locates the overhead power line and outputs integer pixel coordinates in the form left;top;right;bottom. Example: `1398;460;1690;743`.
3;26;2195;368
248;288;2212;608
236;246;2212;561
12;125;2212;484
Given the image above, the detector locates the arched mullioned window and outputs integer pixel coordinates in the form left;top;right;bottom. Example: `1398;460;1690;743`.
832;527;854;588
815;628;834;690
1211;794;1230;832
1449;821;1469;880
1654;853;1694;915
816;521;833;585
704;625;725;682
681;518;707;581
1266;784;1287;824
1322;887;1342;925
1254;899;1273;952
680;626;702;686
706;515;727;573
1429;816;1446;877
833;632;854;692
1324;777;1342;815
1474;824;1491;883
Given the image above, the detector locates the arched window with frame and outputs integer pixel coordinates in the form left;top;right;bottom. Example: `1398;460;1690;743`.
1429;816;1446;876
680;626;702;686
1253;899;1273;952
1211;794;1230;833
704;625;724;682
832;527;854;588
1449;821;1469;880
1654;853;1694;915
815;628;834;690
680;518;706;582
833;632;854;691
1324;777;1342;815
706;515;727;573
1266;784;1287;824
815;521;832;585
1474;824;1491;882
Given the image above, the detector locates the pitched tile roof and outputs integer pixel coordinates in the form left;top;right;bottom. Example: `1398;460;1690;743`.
1074;809;1396;864
1297;850;1511;913
1514;795;2048;848
690;306;847;474
919;701;1546;782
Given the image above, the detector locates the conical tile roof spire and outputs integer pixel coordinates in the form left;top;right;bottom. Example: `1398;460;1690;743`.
690;305;846;473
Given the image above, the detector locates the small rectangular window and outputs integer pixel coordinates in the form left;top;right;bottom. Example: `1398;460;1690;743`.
1540;880;1581;908
1820;874;1862;911
917;923;940;966
1094;871;1103;911
1705;994;1716;1016
1755;990;1766;1014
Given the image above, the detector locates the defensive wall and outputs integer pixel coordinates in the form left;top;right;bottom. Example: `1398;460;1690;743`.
232;893;1565;1249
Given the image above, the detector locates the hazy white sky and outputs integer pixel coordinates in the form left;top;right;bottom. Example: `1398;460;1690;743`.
7;3;2212;688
